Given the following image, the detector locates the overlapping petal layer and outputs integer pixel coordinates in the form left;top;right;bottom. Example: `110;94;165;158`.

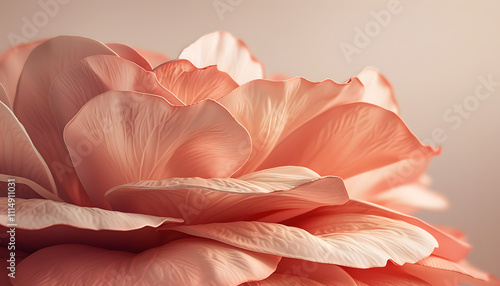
14;238;280;286
0;100;58;200
106;166;348;224
64;90;251;208
154;59;238;104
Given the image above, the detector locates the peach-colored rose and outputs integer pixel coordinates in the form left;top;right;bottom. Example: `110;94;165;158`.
0;31;497;285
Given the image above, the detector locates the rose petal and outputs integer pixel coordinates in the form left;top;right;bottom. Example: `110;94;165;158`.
344;157;433;201
242;274;326;286
402;256;499;286
356;67;399;114
259;103;439;178
49;55;182;133
135;48;170;68
154;59;238;104
64;91;251;208
13;36;117;205
0;39;45;105
218;77;365;175
105;167;348;224
372;184;448;214
0;83;11;108
0;100;58;200
15;238;280;286
287;200;469;262
179;31;264;84
343;263;431;286
272;258;357;286
165;214;437;268
106;43;153;70
0;198;181;230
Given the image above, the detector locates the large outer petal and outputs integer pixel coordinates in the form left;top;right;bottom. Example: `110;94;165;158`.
13;36;117;206
285;200;469;262
14;238;280;286
165;215;437;268
259;103;439;178
49;55;182;133
218;77;365;175
64;91;251;208
105;167;348;224
0;100;58;200
154;59;238;104
179;31;264;84
0;39;45;106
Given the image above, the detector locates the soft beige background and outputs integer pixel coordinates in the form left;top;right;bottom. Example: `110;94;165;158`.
1;0;499;277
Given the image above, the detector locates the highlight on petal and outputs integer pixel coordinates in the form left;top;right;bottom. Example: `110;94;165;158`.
179;31;264;84
49;54;182;133
0;100;58;200
165;215;437;268
288;199;469;262
106;42;153;70
64;91;251;208
0;198;182;230
259;102;439;178
355;67;399;114
154;59;239;104
16;238;280;286
13;36;117;205
218;77;365;175
106;167;348;224
0;39;45;105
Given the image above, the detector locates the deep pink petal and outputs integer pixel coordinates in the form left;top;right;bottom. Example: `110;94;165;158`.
106;42;153;70
154;59;239;104
0;100;59;200
13;36;116;206
179;31;264;84
64;91;251;208
165;216;437;268
0;39;45;105
15;238;280;286
218;77;365;175
242;274;327;285
258;103;439;178
49;54;182;133
106;167;348;224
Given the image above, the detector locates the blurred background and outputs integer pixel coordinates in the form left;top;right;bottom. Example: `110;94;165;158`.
1;0;499;277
